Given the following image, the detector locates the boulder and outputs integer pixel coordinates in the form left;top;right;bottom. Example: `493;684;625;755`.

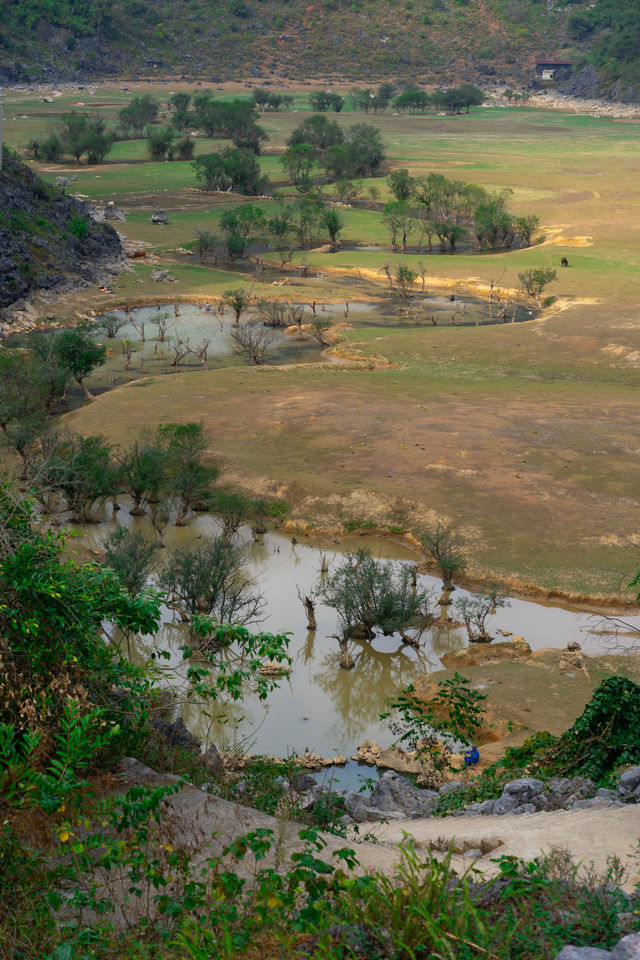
494;795;518;815
613;933;640;959
151;210;169;224
150;269;177;282
203;743;223;775
55;176;70;187
502;777;545;802
341;791;368;823
369;770;438;818
439;780;466;796
553;948;611;960
103;203;126;221
617;766;640;799
151;715;199;750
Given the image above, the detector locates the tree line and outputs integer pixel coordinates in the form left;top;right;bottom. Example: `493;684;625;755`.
382;170;541;252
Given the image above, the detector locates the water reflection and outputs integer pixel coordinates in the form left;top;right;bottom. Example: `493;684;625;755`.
72;506;640;758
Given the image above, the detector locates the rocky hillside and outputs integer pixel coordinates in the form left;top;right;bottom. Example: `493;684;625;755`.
0;0;637;99
0;152;122;313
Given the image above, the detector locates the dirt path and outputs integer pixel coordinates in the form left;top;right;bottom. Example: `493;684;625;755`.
118;759;640;891
359;806;640;891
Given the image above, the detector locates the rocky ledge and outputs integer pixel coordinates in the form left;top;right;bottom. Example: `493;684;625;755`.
297;766;640;826
0;153;123;323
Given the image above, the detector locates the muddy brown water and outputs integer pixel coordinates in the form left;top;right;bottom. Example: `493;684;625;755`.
75;505;640;787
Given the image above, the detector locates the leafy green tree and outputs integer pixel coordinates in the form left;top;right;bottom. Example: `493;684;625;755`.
219;204;266;261
196;229;220;263
175;134;195;160
158;422;219;525
454;589;510;643
280;143;316;192
146;125;175;160
388;168;416;202
191;96;267;153
52;326;107;401
418;524;466;596
0;351;50;475
209;488;256;542
170;92;191;113
323;123;385;180
381;673;487;784
39;133;64;162
41;432;119;523
432;220;466;252
518;267;557;301
394;263;417;302
323;207;345;252
29;331;73;409
61;111;89;161
394;89;431;113
84;127;113;164
222;287;253;325
309;91;344;112
118;435;166;515
383;201;416;253
266;204;298;267
118;95;159;137
319;548;432;642
474;192;516;249
0;485;162;805
160;535;263;626
102;526;156;599
288;115;344;153
193;148;267;195
514;214;540;247
291;194;325;248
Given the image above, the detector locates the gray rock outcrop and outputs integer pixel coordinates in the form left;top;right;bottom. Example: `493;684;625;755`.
0;153;122;313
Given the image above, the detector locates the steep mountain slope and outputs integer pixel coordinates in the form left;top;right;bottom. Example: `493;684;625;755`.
1;0;636;98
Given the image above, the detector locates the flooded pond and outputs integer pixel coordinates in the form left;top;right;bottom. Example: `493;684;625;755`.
75;506;640;781
6;289;535;410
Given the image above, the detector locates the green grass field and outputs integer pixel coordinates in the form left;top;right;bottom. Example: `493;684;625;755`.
7;83;640;599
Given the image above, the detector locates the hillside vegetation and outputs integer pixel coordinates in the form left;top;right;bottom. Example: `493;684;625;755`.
1;0;638;98
0;152;121;309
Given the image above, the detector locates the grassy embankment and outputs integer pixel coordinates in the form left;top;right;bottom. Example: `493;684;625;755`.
5;86;640;598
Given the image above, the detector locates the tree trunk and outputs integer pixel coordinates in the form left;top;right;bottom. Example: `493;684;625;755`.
78;377;94;401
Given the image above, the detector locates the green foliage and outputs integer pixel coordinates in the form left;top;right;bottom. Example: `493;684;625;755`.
192;147;267;195
319;548;432;639
0;486;162;815
382;672;487;783
51;324;107;399
218;754;348;835
519;267;558;299
309;90;344;112
157;421;219;524
222;287;252;322
454;588;510;642
38;132;64;163
118;94;159;137
68;211;89;239
418;523;466;590
388;167;416;202
146;124;175;160
160;534;263;625
37;432;120;522
102;526;156;598
219;204;265;260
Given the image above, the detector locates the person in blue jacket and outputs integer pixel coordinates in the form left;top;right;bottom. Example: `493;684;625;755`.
464;745;480;766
